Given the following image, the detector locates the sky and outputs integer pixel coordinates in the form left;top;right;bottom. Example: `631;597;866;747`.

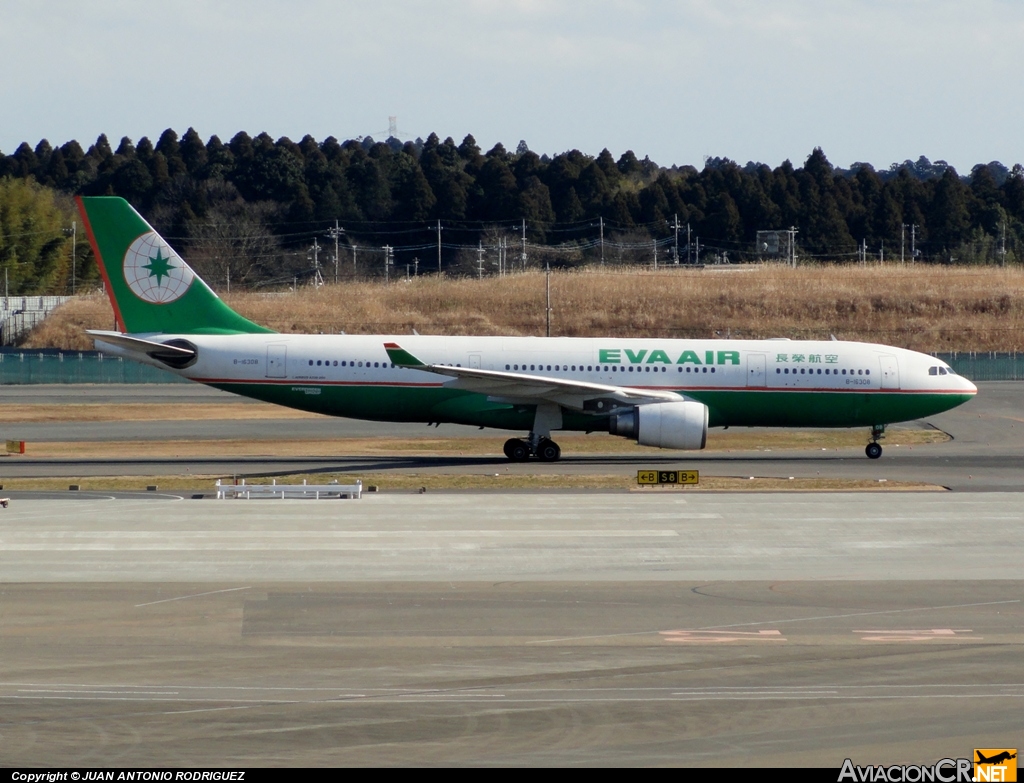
2;0;1022;173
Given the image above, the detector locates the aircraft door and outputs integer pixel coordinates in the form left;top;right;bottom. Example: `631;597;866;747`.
469;353;482;369
879;355;899;389
266;344;288;378
746;353;766;387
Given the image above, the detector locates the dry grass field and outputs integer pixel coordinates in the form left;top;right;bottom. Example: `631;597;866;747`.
24;263;1024;352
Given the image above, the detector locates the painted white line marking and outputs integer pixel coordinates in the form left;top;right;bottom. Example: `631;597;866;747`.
699;599;1020;630
19;689;179;695
526;600;1019;644
134;586;252;607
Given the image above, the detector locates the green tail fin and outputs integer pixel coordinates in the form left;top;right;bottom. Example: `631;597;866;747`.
76;196;273;335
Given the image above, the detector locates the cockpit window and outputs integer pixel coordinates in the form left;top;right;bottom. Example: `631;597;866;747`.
929;366;938;376
938;367;947;375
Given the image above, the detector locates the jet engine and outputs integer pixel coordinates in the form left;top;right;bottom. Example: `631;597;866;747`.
608;400;708;450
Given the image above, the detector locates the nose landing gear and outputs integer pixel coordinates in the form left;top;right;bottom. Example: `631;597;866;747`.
865;424;886;459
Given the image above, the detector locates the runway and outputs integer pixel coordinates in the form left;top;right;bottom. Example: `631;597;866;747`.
1;383;1022;766
0;382;1019;491
2;492;1023;581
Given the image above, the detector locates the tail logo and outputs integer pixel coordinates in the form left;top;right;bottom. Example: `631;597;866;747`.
123;232;194;304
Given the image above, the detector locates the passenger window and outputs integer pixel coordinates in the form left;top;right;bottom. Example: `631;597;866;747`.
710;367;715;373
308;360;313;366
865;369;869;375
702;367;707;373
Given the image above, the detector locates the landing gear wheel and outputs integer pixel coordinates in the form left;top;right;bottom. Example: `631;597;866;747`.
503;438;531;462
535;438;562;462
865;442;883;460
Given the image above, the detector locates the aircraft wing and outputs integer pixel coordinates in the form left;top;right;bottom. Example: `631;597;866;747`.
384;342;682;412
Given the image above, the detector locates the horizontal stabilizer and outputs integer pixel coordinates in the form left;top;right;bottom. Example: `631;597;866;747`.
88;330;193;356
88;330;197;368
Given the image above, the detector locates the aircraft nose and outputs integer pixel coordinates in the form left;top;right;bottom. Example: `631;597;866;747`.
961;375;978;394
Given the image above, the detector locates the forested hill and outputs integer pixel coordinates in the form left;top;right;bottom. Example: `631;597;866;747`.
1;128;1023;291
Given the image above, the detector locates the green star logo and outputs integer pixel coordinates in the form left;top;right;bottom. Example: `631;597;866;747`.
142;248;175;287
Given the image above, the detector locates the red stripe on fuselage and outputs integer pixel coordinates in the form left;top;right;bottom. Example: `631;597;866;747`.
75;197;125;332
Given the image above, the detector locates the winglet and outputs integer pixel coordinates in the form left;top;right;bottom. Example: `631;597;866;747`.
384;342;426;367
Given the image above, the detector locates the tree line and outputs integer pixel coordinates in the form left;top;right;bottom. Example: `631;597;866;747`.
1;128;1023;293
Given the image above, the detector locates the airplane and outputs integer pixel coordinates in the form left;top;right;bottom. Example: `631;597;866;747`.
75;196;977;462
976;752;1016;765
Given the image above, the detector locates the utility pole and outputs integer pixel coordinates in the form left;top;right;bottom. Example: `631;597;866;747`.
673;214;681;264
1000;221;1007;267
308;239;324;286
901;224;906;265
695;237;701;265
476;241;485;279
226;267;230;294
382;245;394;283
880;240;884;264
63;221;77;294
687;223;691;264
326;220;344;284
436;219;442;274
413;257;419;277
910;224;918;262
788;227;799;267
653;239;658;270
352;244;358;276
545;263;551;337
521;219;527;271
599;216;605;265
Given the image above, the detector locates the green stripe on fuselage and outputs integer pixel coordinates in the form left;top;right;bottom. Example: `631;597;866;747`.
202;380;973;431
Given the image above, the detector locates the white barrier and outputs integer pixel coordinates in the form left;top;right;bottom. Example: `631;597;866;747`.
215;478;362;500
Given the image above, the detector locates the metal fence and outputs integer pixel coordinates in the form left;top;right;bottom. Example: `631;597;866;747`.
934;352;1024;381
0;350;186;384
0;296;71;346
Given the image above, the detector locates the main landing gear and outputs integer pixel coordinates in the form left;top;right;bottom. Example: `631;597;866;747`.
865;424;885;459
503;437;562;462
504;403;565;462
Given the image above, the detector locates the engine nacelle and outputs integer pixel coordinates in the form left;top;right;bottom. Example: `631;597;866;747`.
609;401;708;450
